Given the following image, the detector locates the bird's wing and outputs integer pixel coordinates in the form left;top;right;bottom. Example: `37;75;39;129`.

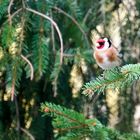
112;44;122;58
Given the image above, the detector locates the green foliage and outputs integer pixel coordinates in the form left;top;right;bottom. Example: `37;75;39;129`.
41;102;103;139
6;57;23;97
82;64;140;95
50;52;61;80
1;25;16;48
41;102;140;140
31;34;49;80
0;0;139;139
0;0;9;20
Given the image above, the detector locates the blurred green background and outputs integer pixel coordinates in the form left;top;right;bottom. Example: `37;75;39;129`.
0;0;140;139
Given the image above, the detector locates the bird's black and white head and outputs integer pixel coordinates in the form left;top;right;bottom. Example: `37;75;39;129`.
96;37;112;51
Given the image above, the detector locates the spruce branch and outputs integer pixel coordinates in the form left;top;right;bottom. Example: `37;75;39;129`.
55;125;89;132
63;53;75;57
40;102;114;139
11;78;15;101
4;8;22;26
41;102;140;139
82;64;140;95
10;59;18;101
50;10;56;53
21;54;34;80
21;0;26;9
9;58;22;101
8;0;14;25
53;6;89;47
83;8;92;24
52;76;58;97
10;60;20;101
41;102;97;132
31;33;49;80
41;102;87;125
26;7;64;65
11;8;22;18
50;52;62;97
20;127;35;140
53;6;85;37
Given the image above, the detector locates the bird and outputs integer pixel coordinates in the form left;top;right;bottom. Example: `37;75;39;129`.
93;37;121;70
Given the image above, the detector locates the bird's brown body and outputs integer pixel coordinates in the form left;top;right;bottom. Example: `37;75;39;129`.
94;38;121;69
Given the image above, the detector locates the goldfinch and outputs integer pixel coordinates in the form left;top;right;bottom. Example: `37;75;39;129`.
94;37;121;69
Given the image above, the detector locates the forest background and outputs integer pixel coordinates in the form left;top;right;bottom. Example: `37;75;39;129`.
0;0;140;140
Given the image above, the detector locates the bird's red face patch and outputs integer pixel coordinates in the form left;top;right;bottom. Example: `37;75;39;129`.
96;39;105;49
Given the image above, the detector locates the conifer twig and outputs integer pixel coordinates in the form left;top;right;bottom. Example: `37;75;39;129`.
83;8;92;24
52;77;58;97
4;8;22;26
42;102;97;137
55;125;89;132
22;0;26;9
53;6;85;36
83;64;140;95
20;127;35;140
11;8;22;18
21;54;34;80
43;104;87;126
55;119;96;132
63;53;75;57
53;6;89;47
8;0;14;25
50;10;56;53
26;7;64;65
11;79;15;101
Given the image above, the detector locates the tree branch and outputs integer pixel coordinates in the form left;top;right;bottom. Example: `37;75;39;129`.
8;0;14;25
83;8;92;24
11;79;15;101
50;10;56;53
53;6;89;47
54;7;85;36
21;54;34;80
43;105;87;126
83;64;140;95
26;7;64;65
20;127;35;140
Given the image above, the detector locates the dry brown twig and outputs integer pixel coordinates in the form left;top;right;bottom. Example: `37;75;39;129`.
8;0;14;25
54;6;85;36
20;127;35;140
21;54;34;80
50;10;56;53
4;8;22;26
25;8;64;97
53;6;89;47
83;8;92;24
26;7;64;65
8;5;64;99
11;79;15;101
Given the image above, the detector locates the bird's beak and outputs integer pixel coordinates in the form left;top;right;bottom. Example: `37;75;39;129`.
96;39;105;49
97;39;105;43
